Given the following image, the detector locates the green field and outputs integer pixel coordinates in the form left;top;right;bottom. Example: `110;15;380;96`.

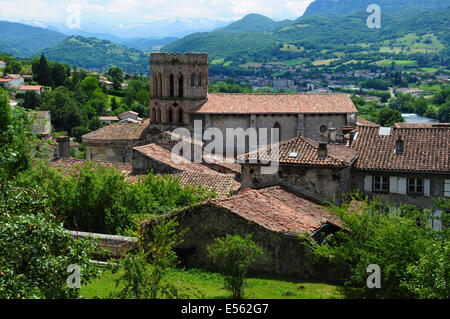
373;59;417;67
211;58;225;65
81;267;344;299
283;58;309;67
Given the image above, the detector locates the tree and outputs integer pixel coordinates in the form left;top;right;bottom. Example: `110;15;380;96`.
438;102;450;122
107;67;124;90
22;91;41;109
308;194;449;299
0;88;11;133
110;218;186;299
414;96;428;116
33;55;51;86
0;184;100;299
378;108;404;127
208;234;262;299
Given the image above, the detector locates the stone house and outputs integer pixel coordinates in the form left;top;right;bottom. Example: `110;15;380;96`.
140;186;342;279
240;135;358;205
240;123;450;226
82;123;149;163
5;74;24;89
18;85;43;95
350;124;450;225
30;110;52;135
0;60;5;70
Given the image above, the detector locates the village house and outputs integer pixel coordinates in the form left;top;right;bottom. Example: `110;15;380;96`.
239;122;450;218
141;186;342;279
82;122;149;163
2;74;24;89
29;110;52;135
99;110;143;126
0;60;5;70
18;85;43;95
396;88;425;98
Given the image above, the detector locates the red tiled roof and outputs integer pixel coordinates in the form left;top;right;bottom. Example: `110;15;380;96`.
7;74;22;79
357;116;379;127
243;135;358;167
0;61;6;65
19;85;42;91
392;123;450;129
49;158;235;198
133;143;220;174
351;125;450;173
209;186;339;233
0;78;12;83
99;116;119;121
189;93;357;114
82;123;148;142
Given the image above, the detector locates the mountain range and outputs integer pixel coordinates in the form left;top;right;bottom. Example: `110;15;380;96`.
0;0;448;73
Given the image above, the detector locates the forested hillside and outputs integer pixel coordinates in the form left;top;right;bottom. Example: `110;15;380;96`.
37;36;149;73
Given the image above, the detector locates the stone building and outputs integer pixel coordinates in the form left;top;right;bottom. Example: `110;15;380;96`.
149;52;358;151
240;122;450;217
30;110;52;135
240;135;358;204
141;186;342;279
82;123;149;163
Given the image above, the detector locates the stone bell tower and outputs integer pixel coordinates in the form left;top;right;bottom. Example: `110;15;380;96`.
149;52;208;126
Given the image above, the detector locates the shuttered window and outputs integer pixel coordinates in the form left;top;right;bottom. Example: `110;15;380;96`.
373;176;389;192
445;180;450;197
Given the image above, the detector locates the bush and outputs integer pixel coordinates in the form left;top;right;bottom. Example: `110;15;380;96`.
309;194;449;299
208;234;262;299
15;163;214;235
0;184;99;298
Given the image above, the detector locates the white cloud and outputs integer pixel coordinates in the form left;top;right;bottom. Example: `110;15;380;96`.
0;0;314;23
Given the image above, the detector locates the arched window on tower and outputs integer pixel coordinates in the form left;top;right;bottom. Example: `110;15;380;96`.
178;109;183;124
152;75;157;96
178;74;183;97
151;107;156;123
158;73;162;96
168;109;173;123
198;74;202;86
190;74;195;87
169;74;174;97
157;107;161;123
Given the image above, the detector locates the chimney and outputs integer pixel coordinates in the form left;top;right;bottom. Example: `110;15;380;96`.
329;127;337;142
318;142;328;159
395;135;404;155
57;136;70;158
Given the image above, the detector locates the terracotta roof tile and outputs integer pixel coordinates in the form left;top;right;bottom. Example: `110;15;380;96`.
82;123;148;142
351;125;450;173
49;158;235;198
243;135;358;167
133;143;222;174
357;116;379;127
210;186;339;233
392;123;450;129
190;93;357;114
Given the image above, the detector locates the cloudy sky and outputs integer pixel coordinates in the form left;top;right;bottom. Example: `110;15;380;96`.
0;0;315;24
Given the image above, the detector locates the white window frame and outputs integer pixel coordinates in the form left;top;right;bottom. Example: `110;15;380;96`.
407;178;424;195
373;176;389;193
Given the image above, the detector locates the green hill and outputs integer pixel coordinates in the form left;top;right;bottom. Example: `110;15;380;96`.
162;8;450;67
37;36;149;74
0;21;66;57
218;14;292;33
303;0;450;17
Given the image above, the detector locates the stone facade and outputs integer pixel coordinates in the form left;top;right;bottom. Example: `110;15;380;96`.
241;164;351;204
150;53;208;125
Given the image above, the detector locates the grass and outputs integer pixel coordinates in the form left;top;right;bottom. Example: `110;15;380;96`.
373;59;417;67
283;58;309;67
280;44;303;53
80;267;345;299
211;58;225;65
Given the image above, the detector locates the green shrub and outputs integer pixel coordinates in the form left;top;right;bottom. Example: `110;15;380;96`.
208;234;262;299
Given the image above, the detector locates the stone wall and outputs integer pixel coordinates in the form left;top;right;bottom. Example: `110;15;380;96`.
66;230;137;258
241;164;351;204
85;140;139;163
141;204;342;281
132;148;180;174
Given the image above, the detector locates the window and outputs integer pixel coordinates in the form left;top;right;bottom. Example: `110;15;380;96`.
190;74;195;87
408;178;424;194
373;176;389;192
198;74;202;86
319;124;328;134
178;74;183;97
169;74;174;97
